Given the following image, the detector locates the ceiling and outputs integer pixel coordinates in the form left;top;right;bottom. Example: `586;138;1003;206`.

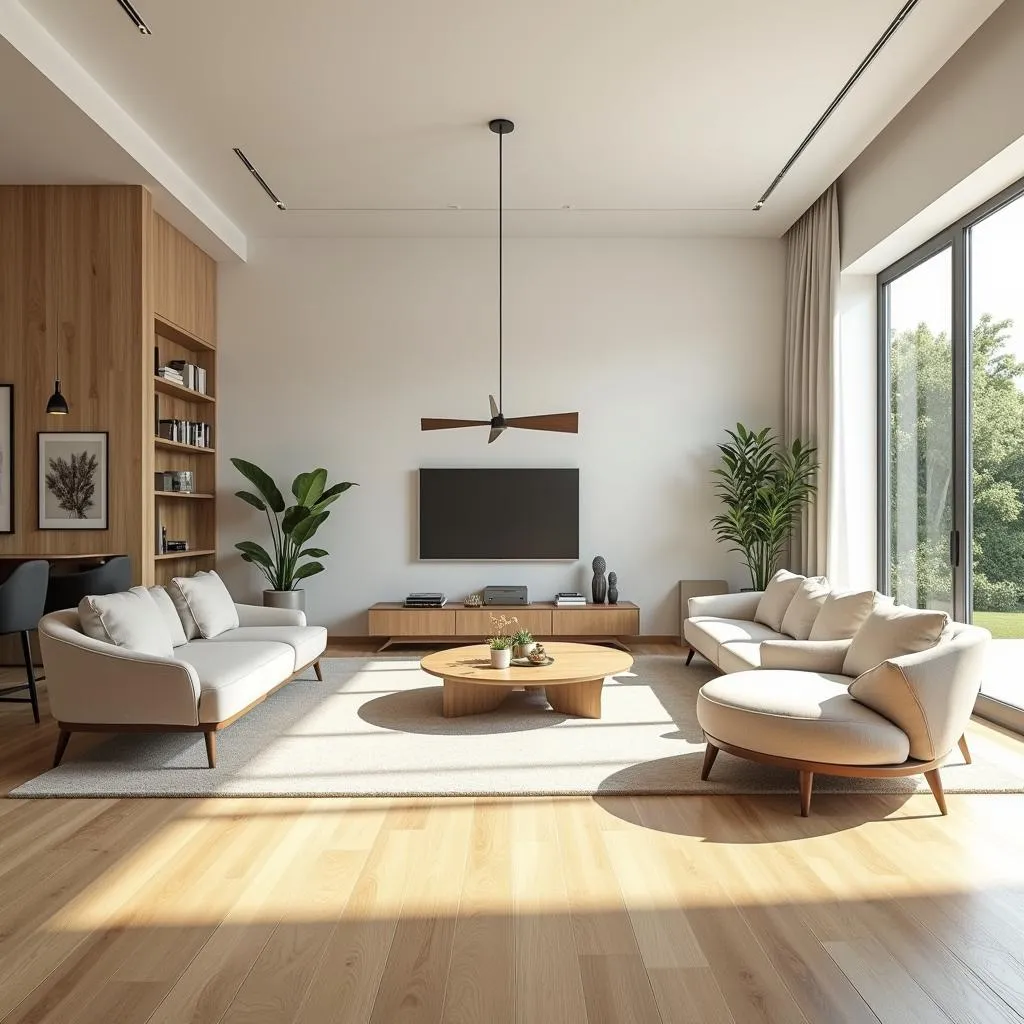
0;0;1006;250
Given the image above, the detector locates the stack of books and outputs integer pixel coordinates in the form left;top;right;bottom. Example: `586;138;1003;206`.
156;364;185;385
555;591;587;606
404;592;447;608
154;350;209;394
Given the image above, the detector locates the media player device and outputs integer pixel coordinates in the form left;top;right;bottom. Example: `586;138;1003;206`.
483;585;529;606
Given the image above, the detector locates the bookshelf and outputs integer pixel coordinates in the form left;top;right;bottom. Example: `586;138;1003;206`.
151;214;217;586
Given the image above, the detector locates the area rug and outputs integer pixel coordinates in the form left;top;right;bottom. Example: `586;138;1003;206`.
11;656;1024;798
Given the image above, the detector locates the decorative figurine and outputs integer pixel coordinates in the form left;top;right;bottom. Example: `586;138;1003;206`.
592;555;608;604
608;571;619;604
465;591;483;607
528;643;549;664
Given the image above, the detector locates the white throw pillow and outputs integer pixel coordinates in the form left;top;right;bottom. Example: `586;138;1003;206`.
78;587;174;657
754;570;805;632
808;589;886;641
168;570;239;639
843;604;950;678
780;576;831;640
147;585;188;647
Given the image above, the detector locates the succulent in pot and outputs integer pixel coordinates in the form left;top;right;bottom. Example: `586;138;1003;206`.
488;634;513;668
510;628;536;659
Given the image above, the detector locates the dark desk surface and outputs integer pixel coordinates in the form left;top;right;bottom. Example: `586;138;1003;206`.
0;553;121;561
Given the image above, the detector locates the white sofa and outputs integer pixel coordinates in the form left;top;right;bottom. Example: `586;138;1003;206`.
39;592;327;769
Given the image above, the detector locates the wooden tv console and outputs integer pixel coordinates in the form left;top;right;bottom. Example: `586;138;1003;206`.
367;601;641;653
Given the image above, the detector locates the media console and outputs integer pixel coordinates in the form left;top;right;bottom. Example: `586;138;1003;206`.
367;601;641;653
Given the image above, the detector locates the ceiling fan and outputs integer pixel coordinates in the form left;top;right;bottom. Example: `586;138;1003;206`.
420;118;579;444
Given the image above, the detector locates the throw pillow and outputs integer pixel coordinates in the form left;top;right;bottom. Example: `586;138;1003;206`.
78;587;174;657
168;570;239;640
780;576;831;640
808;589;886;641
842;604;950;678
848;661;931;759
754;570;805;632
147;585;188;647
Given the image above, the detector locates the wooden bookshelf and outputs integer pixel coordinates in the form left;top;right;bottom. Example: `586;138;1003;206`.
154;549;217;561
154;491;215;500
154;437;216;454
154;374;216;403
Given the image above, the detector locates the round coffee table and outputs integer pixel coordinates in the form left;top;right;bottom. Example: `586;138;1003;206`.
419;641;633;719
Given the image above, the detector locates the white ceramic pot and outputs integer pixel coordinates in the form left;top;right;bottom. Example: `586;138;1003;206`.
491;647;512;669
514;641;536;659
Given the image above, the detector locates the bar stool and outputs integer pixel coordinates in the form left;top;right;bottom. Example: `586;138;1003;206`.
43;555;132;614
0;560;49;723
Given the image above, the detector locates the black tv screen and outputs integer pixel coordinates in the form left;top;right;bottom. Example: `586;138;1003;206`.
419;468;579;560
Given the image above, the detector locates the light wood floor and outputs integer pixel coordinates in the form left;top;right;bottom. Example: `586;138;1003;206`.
2;644;1024;1023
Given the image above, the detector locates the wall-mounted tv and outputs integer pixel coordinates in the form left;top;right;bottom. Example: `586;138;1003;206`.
419;468;579;560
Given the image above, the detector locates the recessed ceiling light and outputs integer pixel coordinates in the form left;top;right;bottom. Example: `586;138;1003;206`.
232;148;287;211
114;0;152;35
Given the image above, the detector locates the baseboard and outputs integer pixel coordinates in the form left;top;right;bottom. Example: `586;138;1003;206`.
327;634;684;647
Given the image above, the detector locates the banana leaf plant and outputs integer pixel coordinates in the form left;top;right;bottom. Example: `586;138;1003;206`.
710;423;818;591
231;458;357;591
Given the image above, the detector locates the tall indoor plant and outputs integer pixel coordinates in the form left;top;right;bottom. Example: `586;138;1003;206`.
710;423;818;591
232;458;357;610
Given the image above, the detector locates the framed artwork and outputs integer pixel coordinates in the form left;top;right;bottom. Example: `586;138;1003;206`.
38;431;109;530
0;384;11;533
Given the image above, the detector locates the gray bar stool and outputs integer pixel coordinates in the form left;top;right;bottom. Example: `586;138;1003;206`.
0;560;49;723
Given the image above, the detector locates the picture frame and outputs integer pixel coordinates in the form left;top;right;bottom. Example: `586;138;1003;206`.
38;431;109;530
0;384;11;533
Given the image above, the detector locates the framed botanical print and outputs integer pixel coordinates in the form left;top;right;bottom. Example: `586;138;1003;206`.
0;384;11;533
38;431;109;530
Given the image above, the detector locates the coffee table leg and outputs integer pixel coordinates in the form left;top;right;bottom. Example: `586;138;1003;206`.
546;678;603;719
443;679;508;718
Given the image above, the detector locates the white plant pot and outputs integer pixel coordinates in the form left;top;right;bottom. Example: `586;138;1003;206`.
491;647;512;669
513;642;536;659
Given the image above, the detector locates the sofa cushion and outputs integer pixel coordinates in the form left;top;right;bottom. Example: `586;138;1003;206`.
843;604;949;678
754;570;805;632
718;641;762;673
204;625;327;672
809;589;885;641
175;641;295;723
781;576;831;640
759;638;852;674
147;586;188;647
169;570;240;640
78;587;173;658
684;617;783;664
697;670;911;766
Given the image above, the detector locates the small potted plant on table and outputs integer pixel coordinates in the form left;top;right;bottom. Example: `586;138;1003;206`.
511;628;536;659
489;635;513;669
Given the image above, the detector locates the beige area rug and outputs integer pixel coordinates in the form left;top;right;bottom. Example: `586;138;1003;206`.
11;655;1024;798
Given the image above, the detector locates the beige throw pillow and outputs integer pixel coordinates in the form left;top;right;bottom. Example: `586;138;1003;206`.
780;576;830;640
78;587;174;657
169;570;239;640
148;585;188;647
808;589;885;641
754;570;805;632
842;604;949;678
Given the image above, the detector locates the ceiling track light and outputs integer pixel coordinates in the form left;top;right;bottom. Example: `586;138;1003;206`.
233;148;287;210
752;0;922;211
114;0;152;35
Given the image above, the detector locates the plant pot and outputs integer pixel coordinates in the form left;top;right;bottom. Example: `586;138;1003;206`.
513;642;536;659
264;589;305;612
490;647;512;669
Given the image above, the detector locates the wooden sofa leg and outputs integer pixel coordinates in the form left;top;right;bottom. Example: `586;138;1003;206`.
924;768;948;815
701;742;718;781
958;733;972;765
685;647;695;667
799;770;814;817
314;660;323;681
204;730;217;769
53;730;71;768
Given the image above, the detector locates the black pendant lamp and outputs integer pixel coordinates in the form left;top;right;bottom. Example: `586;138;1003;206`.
46;333;69;415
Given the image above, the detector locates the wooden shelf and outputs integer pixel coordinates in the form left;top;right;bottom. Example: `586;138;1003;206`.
154;437;215;454
153;375;215;403
154;490;215;500
154;312;215;352
154;549;217;561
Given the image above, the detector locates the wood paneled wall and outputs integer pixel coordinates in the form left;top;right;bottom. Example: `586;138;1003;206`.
152;214;217;342
0;186;152;570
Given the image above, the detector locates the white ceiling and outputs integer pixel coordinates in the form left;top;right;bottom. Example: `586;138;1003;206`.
0;0;1006;250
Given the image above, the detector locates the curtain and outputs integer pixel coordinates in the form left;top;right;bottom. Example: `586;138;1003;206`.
783;183;839;577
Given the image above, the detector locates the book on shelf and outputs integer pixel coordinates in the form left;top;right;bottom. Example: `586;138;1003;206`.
157;419;211;447
167;360;207;394
556;592;584;598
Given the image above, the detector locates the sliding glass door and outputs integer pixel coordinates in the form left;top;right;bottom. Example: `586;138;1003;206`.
879;177;1024;728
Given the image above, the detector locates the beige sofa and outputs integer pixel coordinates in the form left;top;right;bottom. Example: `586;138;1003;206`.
39;597;327;769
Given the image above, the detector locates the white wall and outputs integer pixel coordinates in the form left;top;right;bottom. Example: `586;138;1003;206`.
840;0;1024;272
217;237;784;635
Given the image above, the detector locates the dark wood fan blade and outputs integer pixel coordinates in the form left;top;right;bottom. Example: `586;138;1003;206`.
420;418;490;431
505;412;579;433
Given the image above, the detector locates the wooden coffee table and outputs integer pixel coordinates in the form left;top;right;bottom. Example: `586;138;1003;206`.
419;641;634;719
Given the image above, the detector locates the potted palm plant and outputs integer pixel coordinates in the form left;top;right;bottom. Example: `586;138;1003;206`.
232;458;357;611
710;423;818;591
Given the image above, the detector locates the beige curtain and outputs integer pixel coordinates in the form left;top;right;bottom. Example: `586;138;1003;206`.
783;184;839;577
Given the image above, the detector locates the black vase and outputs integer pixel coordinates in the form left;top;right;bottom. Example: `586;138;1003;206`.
592;556;607;604
608;571;618;605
